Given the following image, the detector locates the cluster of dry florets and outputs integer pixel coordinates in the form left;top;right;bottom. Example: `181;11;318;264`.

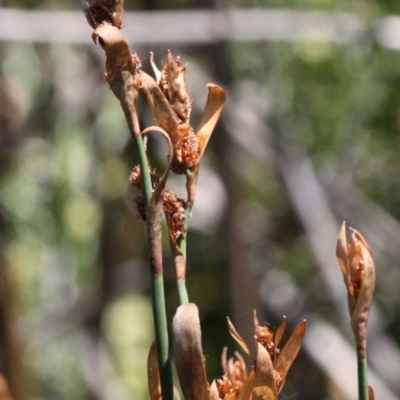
150;52;199;173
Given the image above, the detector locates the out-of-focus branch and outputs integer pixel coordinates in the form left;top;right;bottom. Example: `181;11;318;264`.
273;137;400;394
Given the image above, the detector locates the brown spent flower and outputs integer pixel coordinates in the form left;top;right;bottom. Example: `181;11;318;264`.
336;222;376;351
151;52;199;173
80;0;124;29
141;53;225;180
147;306;304;400
130;166;161;190
216;375;237;399
151;51;191;124
221;348;248;393
163;191;186;240
129;165;142;188
224;312;306;398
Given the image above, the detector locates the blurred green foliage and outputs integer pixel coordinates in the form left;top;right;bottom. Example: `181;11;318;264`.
1;1;400;399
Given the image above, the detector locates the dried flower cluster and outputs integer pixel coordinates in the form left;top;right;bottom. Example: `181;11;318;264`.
150;52;198;174
163;191;186;240
79;3;309;400
167;305;305;400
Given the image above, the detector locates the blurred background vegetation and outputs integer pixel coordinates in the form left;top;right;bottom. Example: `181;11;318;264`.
1;1;400;399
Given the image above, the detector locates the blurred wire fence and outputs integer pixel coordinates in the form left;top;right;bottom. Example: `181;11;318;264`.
0;8;391;46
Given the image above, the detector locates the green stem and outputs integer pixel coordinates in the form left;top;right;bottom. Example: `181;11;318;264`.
175;202;192;305
179;202;192;257
177;278;189;304
133;134;153;207
127;108;173;400
151;273;174;400
357;347;369;400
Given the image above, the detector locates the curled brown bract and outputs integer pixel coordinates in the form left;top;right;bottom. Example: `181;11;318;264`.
147;340;162;400
186;84;226;204
336;222;376;350
143;126;173;275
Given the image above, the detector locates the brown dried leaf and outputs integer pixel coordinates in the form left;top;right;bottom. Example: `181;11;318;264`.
186;83;225;203
172;304;209;400
91;23;143;139
274;316;286;348
92;24;134;77
227;317;251;356
368;385;375;400
147;340;162;400
251;343;277;400
274;320;306;393
196;84;226;158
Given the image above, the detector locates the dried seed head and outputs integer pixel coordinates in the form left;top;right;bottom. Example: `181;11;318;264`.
163;191;186;239
131;52;142;70
171;128;200;173
254;325;277;364
181;129;200;168
134;196;146;221
80;0;124;29
129;165;142;188
130;166;160;189
159;51;191;124
216;375;236;399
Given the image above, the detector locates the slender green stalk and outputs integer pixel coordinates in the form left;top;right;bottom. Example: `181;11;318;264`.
173;200;192;305
126;102;173;400
84;14;174;399
179;202;193;258
151;274;174;400
168;168;193;305
357;348;369;400
133;134;152;207
177;278;189;304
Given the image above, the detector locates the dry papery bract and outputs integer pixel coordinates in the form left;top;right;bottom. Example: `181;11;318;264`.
336;222;375;351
